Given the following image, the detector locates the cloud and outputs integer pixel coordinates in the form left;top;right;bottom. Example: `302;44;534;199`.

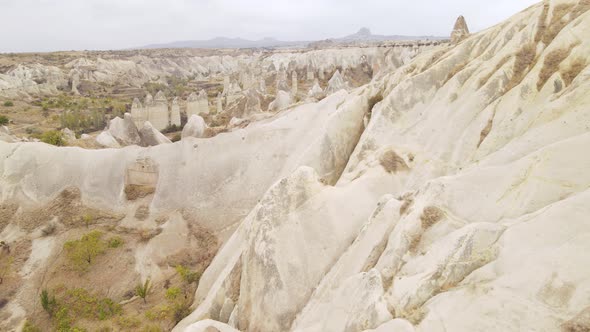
0;0;539;52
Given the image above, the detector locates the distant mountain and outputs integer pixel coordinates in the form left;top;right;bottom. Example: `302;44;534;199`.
135;28;446;50
137;37;308;50
335;27;447;42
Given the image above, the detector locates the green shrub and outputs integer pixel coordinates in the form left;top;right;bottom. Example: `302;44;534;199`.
107;236;124;248
116;315;141;329
22;320;41;332
3;101;14;107
0;115;8;125
40;130;66;146
135;278;152;304
165;287;181;301
60;287;122;321
175;265;200;284
63;231;106;271
40;289;57;316
171;133;182;142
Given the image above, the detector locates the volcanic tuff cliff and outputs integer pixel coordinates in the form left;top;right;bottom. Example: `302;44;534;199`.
1;0;590;331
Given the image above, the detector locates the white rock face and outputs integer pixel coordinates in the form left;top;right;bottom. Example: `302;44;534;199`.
2;2;590;332
107;113;141;146
175;2;590;331
325;70;348;95
182;115;207;139
150;91;169;131
139;121;172;146
61;128;76;142
171;97;182;127
268;90;292;112
95;131;120;148
307;79;324;100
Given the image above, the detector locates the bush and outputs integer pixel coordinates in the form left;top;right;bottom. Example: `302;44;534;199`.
135;278;152;304
175;265;200;284
165;287;181;301
3;101;14;107
40;289;57;316
107;236;124;248
171;133;182;142
63;231;106;271
22;320;41;332
40;130;66;146
0;115;8;125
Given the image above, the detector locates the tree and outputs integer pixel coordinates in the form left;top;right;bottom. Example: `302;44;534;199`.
63;231;106;271
135;278;152;304
40;130;66;146
40;289;57;316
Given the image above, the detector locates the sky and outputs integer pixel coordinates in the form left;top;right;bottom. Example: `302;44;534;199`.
0;0;540;53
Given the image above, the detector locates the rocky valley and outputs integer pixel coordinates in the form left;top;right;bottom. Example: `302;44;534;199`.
1;0;590;331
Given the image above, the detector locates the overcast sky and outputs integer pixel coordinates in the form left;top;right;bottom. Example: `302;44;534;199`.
0;0;540;53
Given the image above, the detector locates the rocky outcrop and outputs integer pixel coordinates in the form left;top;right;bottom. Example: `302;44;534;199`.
451;15;470;44
325;70;348;95
182;115;207;139
268;90;292;112
307;79;324;100
139;121;172;146
105;113;141;146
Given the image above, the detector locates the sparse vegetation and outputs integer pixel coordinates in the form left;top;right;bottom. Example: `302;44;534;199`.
380;150;410;174
3;101;14;107
0;115;8;125
107;236;124;248
171;133;182;142
22;320;42;332
40;130;66;146
40;289;57;316
41;222;57;236
176;265;200;284
42;287;122;330
505;43;536;92
165;287;181;301
562;58;587;86
82;214;94;228
420;206;445;229
162;124;181;134
135;278;152;304
478;55;511;89
0;255;13;284
124;184;156;201
63;230;106;271
367;93;383;111
537;43;579;91
443;62;468;85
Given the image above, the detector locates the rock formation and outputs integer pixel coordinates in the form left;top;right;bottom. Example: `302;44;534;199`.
2;2;590;332
451;15;470;44
105;113;141;146
150;91;170;131
139;121;172;146
268;90;292;112
325;70;348;95
182;115;207;139
171;97;181;127
291;71;298;97
186;92;200;117
307;79;324;100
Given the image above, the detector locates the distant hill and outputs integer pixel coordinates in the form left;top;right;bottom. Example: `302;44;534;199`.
137;37;308;50
134;28;446;50
334;27;447;42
